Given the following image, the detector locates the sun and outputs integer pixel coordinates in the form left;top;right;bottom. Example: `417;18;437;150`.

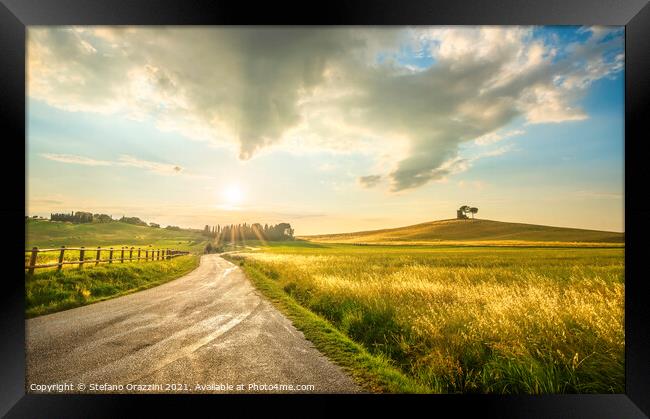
222;184;244;205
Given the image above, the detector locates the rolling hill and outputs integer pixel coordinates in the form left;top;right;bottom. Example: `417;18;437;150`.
302;219;624;246
26;219;208;251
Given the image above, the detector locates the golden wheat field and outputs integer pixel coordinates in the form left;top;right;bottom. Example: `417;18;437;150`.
233;243;624;393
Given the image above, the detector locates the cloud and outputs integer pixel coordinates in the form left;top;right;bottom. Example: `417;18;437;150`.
41;153;112;166
358;174;382;188
116;155;186;176
41;153;212;179
475;129;525;145
29;26;623;191
479;144;515;158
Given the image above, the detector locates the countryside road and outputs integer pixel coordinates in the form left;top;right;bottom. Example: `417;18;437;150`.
26;254;360;393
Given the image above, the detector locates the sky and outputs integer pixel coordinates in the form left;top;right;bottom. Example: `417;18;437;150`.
26;26;625;234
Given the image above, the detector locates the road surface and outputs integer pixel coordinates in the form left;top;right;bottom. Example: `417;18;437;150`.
26;254;360;394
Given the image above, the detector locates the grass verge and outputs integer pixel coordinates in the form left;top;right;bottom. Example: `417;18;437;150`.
223;254;431;393
25;255;200;318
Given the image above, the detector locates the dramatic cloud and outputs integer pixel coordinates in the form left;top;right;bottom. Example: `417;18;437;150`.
28;26;623;191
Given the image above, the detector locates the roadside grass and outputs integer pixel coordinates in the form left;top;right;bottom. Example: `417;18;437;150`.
224;254;430;393
25;254;200;318
228;243;624;394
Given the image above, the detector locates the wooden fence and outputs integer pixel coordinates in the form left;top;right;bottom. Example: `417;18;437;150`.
25;246;190;274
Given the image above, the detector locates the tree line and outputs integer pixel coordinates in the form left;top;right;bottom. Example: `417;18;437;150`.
202;222;294;242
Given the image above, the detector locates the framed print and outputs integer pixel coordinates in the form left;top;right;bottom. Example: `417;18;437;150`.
1;0;649;417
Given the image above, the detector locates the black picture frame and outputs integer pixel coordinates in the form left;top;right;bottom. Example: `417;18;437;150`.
1;0;648;416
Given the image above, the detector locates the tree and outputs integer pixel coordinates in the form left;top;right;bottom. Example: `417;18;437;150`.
149;222;160;228
469;207;478;219
119;216;148;226
93;213;113;223
457;205;470;219
51;211;94;223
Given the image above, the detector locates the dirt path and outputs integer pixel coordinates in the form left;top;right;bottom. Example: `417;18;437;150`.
25;254;359;394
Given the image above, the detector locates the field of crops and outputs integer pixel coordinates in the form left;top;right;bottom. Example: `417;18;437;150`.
230;242;624;394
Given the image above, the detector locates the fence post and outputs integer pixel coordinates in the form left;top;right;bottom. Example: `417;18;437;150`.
121;247;125;263
79;247;85;269
138;248;141;261
95;247;101;266
157;249;160;260
28;247;38;275
146;249;149;261
109;247;114;264
58;246;65;271
129;247;134;262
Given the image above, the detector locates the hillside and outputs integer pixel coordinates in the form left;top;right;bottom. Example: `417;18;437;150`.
26;220;207;251
302;219;624;245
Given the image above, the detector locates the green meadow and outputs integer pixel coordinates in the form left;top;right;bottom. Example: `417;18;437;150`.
226;240;624;394
26;219;208;252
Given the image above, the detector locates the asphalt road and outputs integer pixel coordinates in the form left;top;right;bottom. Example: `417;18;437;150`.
25;254;360;394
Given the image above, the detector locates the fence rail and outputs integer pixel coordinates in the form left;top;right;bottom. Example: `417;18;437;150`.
25;246;190;274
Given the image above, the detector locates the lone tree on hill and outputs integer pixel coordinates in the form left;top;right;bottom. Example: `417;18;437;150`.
457;205;478;219
457;205;469;219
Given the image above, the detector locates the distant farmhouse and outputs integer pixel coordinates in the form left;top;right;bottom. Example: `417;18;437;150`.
457;205;479;219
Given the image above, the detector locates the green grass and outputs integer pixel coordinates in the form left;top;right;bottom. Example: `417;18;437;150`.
303;219;624;245
25;254;200;318
228;242;624;394
26;219;208;252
